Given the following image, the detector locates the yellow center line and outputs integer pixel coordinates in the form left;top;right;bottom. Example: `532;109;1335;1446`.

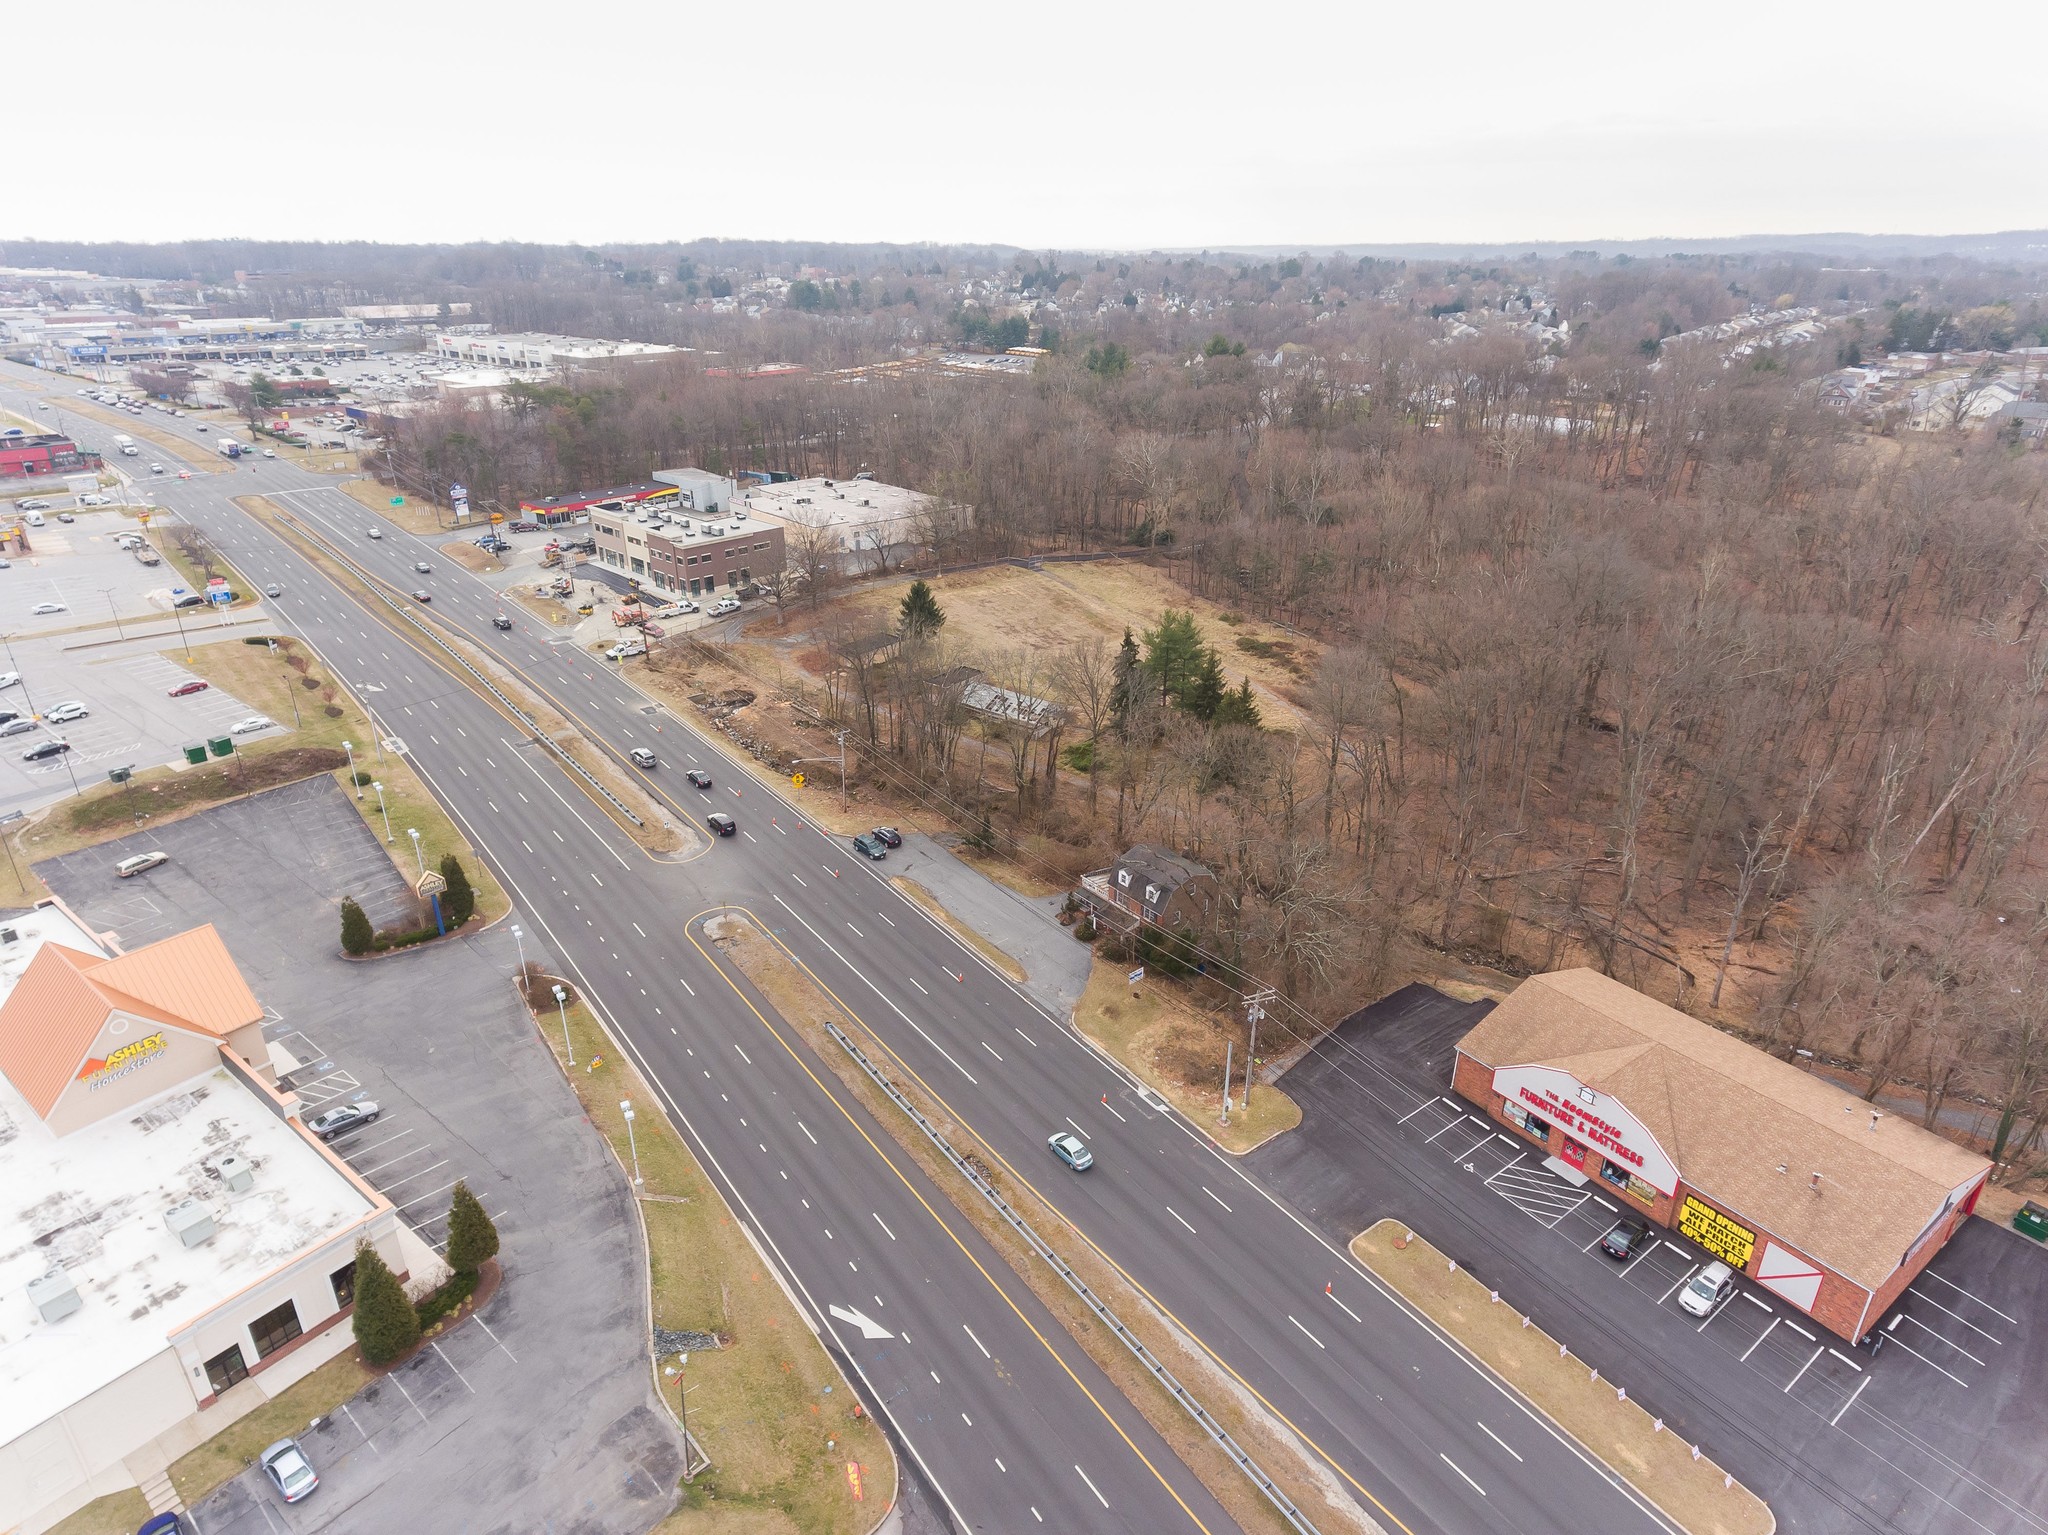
757;925;1421;1535
683;906;1217;1535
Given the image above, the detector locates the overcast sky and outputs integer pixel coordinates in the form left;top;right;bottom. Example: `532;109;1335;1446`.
23;1;2048;251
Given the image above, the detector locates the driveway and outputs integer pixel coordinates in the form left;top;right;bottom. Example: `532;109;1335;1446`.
883;832;1093;1019
36;778;684;1532
1252;983;2048;1535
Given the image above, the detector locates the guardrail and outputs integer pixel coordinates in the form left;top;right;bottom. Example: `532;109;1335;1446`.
824;1019;1323;1535
264;503;646;828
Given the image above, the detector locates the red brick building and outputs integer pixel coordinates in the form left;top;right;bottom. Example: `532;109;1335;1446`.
0;432;100;479
1453;970;1990;1342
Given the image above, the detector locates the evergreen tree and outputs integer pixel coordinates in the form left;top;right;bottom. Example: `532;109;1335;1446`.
444;1180;500;1274
339;896;372;956
438;854;475;926
1109;628;1141;737
1184;649;1227;722
899;578;946;639
349;1240;419;1365
1213;677;1263;729
1141;609;1205;704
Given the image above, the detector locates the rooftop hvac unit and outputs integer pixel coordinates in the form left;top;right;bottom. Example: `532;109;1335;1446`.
27;1268;81;1324
214;1153;255;1193
0;926;16;945
164;1198;216;1249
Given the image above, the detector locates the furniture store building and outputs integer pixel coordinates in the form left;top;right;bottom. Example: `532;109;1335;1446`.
1453;969;1991;1343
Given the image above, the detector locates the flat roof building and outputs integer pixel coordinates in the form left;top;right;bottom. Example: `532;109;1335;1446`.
1452;970;1991;1342
737;474;942;572
0;905;413;1533
434;331;683;374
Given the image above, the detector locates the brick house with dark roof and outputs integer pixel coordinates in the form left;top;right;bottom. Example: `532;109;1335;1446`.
1077;845;1219;936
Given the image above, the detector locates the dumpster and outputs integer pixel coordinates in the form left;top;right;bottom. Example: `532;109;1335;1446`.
2016;1202;2048;1243
106;766;131;784
208;737;233;759
183;744;207;766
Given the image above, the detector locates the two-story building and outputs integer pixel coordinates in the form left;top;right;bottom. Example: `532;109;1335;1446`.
590;499;786;598
1077;845;1220;936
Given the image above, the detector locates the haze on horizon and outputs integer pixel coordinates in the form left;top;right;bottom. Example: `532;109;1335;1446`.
20;0;2048;251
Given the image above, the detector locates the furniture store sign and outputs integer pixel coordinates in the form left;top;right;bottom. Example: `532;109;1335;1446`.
76;1031;169;1091
1491;1065;1680;1195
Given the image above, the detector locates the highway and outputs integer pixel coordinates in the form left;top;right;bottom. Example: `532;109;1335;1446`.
13;370;1685;1535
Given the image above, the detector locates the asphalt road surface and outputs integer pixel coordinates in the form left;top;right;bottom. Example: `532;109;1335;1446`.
11;366;1687;1535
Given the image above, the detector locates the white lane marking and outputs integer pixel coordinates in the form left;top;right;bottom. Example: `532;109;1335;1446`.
1476;1421;1522;1462
1325;1286;1363;1324
1064;1117;1089;1140
878;911;894;925
873;1212;897;1241
734;1044;752;1065
848;923;864;938
964;1324;990;1359
1288;1314;1325;1348
1074;1466;1108;1509
1015;1027;1037;1046
799;1121;818;1145
793;874;807;888
1441;1452;1486;1496
908;975;927;994
679;978;694;996
633;922;647;937
1203;1186;1232;1212
981;1041;1003;1061
1100;1099;1127;1123
1167;1207;1196;1235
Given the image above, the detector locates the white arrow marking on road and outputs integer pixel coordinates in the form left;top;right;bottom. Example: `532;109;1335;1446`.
829;1304;893;1340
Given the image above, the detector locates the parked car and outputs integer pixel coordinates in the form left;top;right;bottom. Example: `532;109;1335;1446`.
137;1512;195;1534
1048;1131;1094;1172
870;826;903;848
492;614;513;630
1678;1261;1736;1318
1600;1218;1652;1260
0;672;20;689
258;1437;319;1503
0;719;35;737
115;851;169;879
22;739;70;761
167;679;209;697
79;493;113;506
229;715;275;734
31;601;67;615
710;596;741;616
852;833;888;860
171;594;205;609
706;812;737;837
510;519;542;532
685;768;712;789
0;711;15;726
55;512;75;522
411;590;431;603
306;1100;381;1140
629;747;657;768
16;499;49;511
45;701;88;722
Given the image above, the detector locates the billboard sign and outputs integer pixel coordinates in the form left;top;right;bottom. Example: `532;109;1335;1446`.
1678;1196;1757;1270
1492;1064;1680;1195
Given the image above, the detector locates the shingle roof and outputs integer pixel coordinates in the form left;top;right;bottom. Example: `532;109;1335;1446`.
0;925;261;1119
1456;969;1989;1290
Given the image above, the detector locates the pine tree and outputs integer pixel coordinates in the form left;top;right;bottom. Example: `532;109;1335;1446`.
1213;677;1263;729
1184;649;1227;722
444;1180;500;1274
349;1240;419;1365
899;578;946;639
1109;628;1141;738
1141;609;1205;704
438;854;475;926
339;896;372;956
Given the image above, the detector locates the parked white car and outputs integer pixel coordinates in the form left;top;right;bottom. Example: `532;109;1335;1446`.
229;715;276;735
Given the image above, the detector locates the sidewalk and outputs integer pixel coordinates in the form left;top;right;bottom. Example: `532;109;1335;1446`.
888;832;1092;1018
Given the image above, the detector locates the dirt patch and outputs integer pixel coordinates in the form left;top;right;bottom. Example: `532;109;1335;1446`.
442;540;505;574
1350;1220;1773;1535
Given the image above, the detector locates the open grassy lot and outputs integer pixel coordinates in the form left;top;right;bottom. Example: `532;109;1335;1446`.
1350;1220;1772;1535
534;992;894;1535
167;1353;372;1508
334;477;459;537
1073;952;1301;1154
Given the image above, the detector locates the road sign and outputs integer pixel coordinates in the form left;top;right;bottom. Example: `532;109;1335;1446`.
792;772;805;788
1128;967;1146;985
416;870;448;898
389;496;404;507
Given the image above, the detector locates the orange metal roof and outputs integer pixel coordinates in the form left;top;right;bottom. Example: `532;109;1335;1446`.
0;925;263;1119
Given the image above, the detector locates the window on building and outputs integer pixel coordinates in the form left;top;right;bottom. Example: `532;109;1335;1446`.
1521;1111;1552;1145
249;1299;303;1359
204;1343;248;1396
1598;1159;1631;1193
753;541;768;551
1116;870;1131;888
330;1259;357;1308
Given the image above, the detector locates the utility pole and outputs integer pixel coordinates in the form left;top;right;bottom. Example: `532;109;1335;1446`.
1221;1041;1232;1128
1241;988;1274;1112
837;728;849;807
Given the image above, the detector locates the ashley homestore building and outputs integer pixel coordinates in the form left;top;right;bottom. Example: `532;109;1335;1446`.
1453;969;1990;1343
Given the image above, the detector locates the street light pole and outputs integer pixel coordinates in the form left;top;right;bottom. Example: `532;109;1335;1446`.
554;983;574;1066
371;780;392;842
281;675;302;728
620;1099;643;1186
343;739;358;797
99;588;124;641
406;827;424;877
511;922;526;995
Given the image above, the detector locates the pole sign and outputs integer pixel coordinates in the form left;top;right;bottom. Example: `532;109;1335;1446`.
1128;967;1145;985
451;482;470;519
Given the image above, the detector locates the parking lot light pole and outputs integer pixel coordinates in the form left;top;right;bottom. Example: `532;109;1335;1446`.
620;1099;643;1186
511;923;526;995
407;827;424;877
342;739;358;797
371;780;392;842
554;984;574;1066
99;587;124;641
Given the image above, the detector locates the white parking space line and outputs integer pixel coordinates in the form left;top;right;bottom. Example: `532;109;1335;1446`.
1915;1270;2020;1324
1831;1373;1873;1425
1783;1345;1824;1392
1740;1317;1781;1361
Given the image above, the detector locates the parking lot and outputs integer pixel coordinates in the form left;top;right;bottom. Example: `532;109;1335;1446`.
1254;984;2048;1535
36;777;683;1531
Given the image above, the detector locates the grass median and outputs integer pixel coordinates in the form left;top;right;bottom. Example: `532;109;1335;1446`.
1350;1220;1774;1535
532;989;895;1535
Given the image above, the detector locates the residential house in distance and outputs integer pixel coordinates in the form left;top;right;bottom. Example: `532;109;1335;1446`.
1992;400;2048;440
1078;845;1220;936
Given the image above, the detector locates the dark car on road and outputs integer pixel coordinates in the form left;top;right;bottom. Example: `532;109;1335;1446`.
852;833;887;860
22;739;70;761
870;826;902;848
412;590;432;603
706;812;737;837
492;614;513;630
685;768;712;789
1048;1131;1094;1172
306;1100;381;1140
1600;1218;1652;1260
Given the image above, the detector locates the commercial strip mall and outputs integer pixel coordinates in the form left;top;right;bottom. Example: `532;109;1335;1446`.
0;902;424;1533
1454;969;1991;1342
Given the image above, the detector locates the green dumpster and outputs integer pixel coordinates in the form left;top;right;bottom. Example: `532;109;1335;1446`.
106;766;131;785
183;744;208;766
208;737;233;759
2016;1203;2048;1242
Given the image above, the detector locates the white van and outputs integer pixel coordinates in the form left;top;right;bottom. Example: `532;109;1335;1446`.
24;512;44;528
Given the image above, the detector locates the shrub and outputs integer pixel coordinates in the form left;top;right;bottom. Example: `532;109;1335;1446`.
286;653;310;673
439;853;475;926
352;770;372;786
339;896;372;956
349;1240;419;1365
1074;916;1097;942
322;704;344;718
414;1269;478;1330
444;1180;499;1274
300;676;321;691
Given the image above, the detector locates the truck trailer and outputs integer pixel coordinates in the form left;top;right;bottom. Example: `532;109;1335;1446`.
217;437;243;459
